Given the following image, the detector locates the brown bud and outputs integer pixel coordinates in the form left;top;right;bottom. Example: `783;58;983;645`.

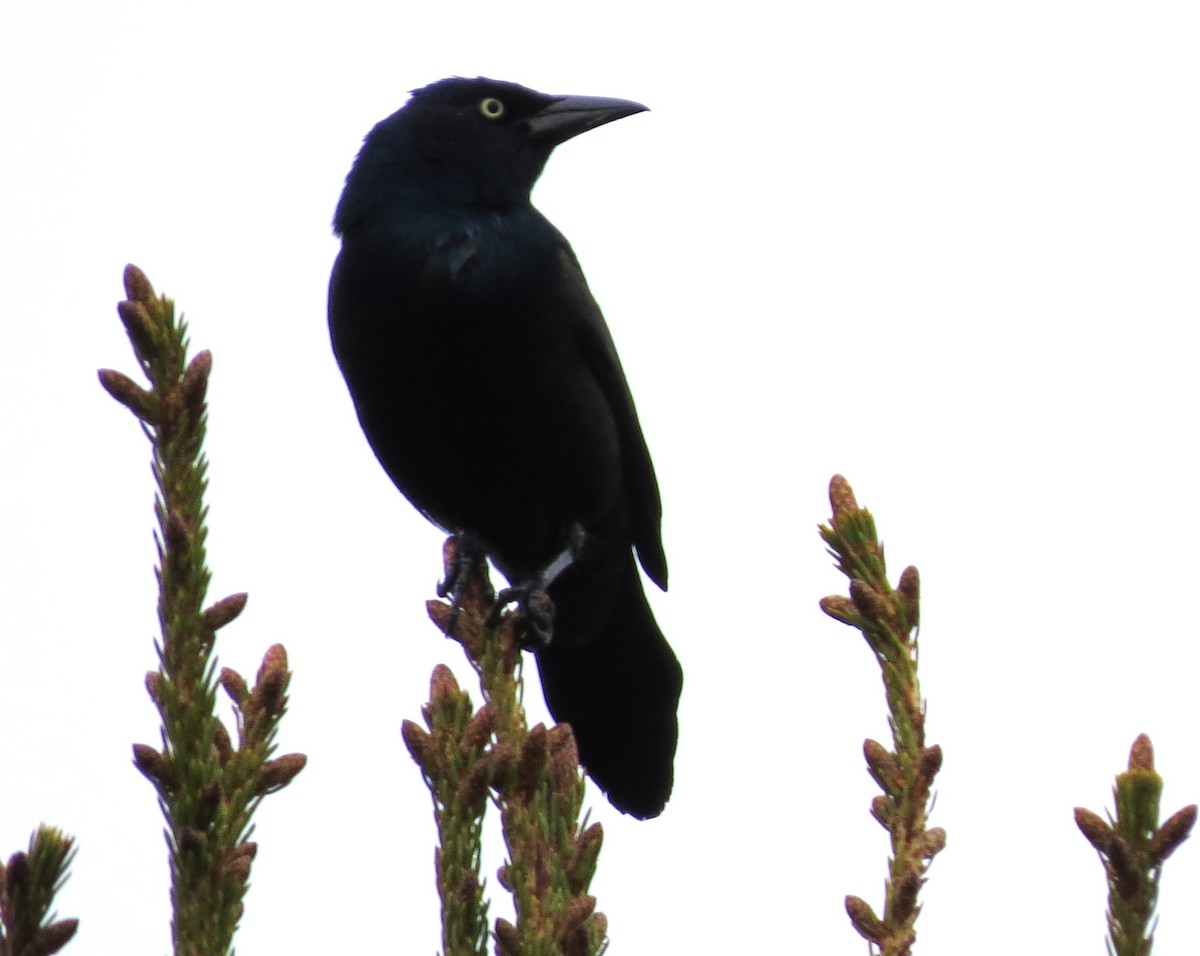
454;871;481;906
98;368;158;421
163;509;190;553
426;599;453;634
236;841;258;861
256;643;288;685
5;850;29;895
259;753;307;794
548;722;581;789
850;579;891;622
863;739;888;762
864;739;903;794
1129;734;1154;771
225;853;252;886
495;918;522;956
204;592;248;631
1149;804;1197;863
548;722;579;762
1107;836;1140;900
177;827;204;855
116;299;157;360
254;644;289;716
892;871;923;923
460;702;497;754
460;756;494;807
484;741;518;793
219;668;249;706
180;349;212;412
520;723;550;800
829;474;859;520
212;721;233;765
845;895;883;944
402;720;437;774
28;918;79;956
132;743;178;792
556;895;596;942
819;594;861;625
496;864;512;891
1074;807;1113;853
870;795;892;829
567;822;604;892
123;264;155;303
196;780;221;828
921;827;947;859
919;744;943;783
429;663;461;707
897;565;920;627
145;671;165;706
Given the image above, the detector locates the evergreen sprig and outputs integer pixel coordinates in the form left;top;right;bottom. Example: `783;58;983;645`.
404;539;607;956
819;475;944;956
1075;734;1197;956
0;827;78;956
100;265;306;956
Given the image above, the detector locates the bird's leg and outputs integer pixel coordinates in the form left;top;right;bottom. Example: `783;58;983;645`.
538;522;587;590
490;524;587;649
438;532;494;635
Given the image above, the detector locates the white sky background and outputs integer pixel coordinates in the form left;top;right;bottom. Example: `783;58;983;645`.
3;1;1199;952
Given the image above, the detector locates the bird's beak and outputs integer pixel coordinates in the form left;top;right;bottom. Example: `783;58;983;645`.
525;94;648;146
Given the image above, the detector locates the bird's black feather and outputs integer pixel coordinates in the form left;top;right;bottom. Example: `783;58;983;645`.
328;77;681;818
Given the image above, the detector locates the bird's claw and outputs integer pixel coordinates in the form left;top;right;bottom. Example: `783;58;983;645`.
490;583;555;650
482;528;583;648
438;534;493;634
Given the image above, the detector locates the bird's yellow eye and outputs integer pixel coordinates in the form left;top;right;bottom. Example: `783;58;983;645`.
478;97;505;120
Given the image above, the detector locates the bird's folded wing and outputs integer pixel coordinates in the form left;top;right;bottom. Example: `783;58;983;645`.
555;246;668;591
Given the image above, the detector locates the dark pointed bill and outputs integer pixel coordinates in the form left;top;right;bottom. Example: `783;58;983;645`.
525;94;649;146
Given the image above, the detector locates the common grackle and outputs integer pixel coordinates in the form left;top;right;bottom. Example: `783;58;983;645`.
328;77;682;818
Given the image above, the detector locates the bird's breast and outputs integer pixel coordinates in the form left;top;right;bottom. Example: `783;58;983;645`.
330;212;625;568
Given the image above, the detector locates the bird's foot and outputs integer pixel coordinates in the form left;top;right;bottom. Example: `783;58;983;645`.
486;525;588;648
438;534;493;635
438;532;492;598
489;583;555;650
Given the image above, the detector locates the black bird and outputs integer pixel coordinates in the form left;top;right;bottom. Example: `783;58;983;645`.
328;77;682;818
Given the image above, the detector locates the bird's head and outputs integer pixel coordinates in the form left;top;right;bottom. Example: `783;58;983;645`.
334;77;647;232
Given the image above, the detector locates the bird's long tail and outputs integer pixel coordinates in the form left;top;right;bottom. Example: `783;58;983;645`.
534;556;682;819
